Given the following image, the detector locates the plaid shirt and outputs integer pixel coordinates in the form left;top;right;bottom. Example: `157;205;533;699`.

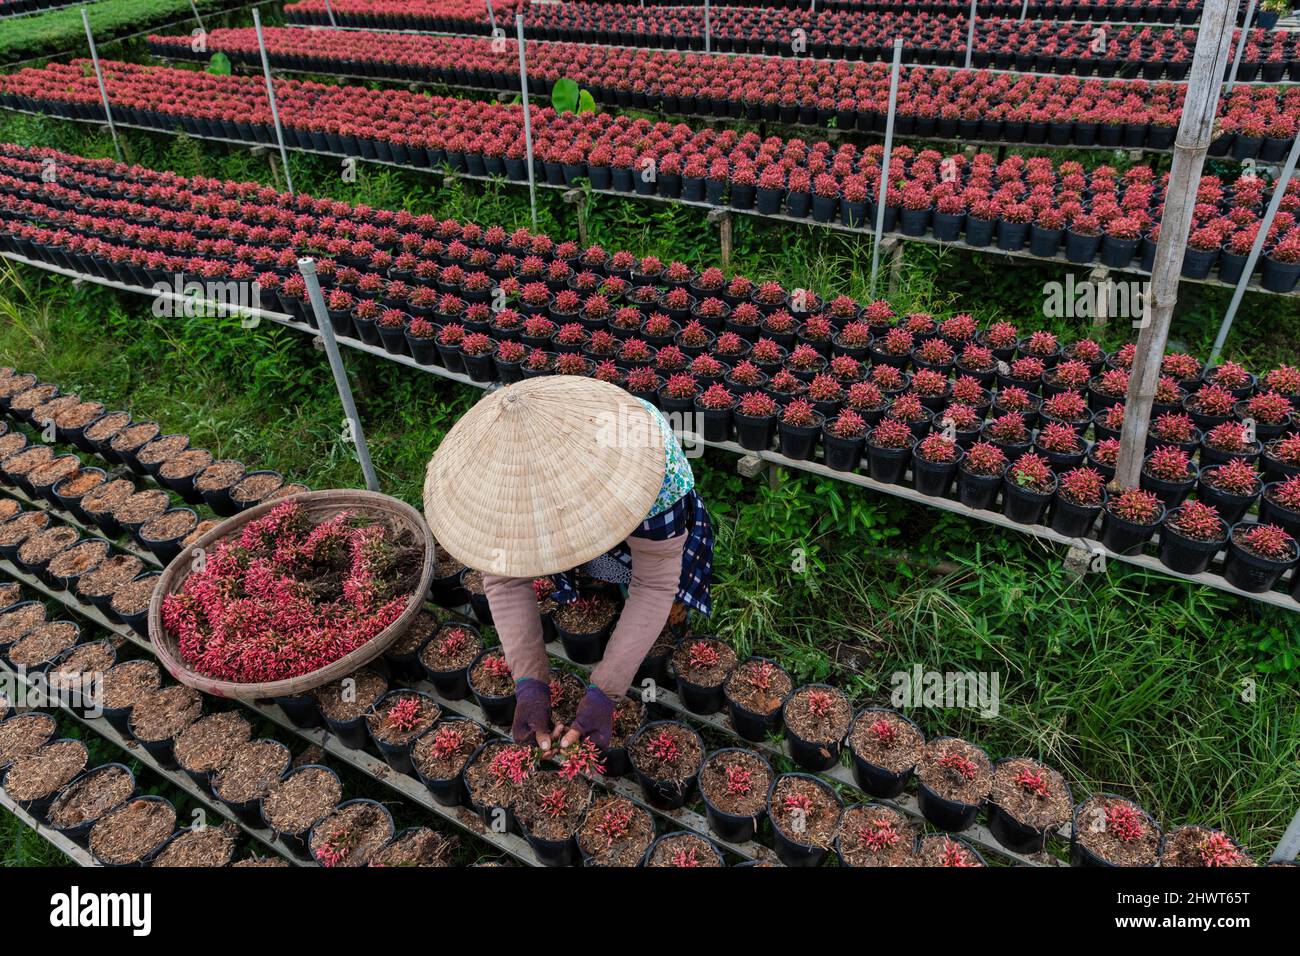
550;489;713;616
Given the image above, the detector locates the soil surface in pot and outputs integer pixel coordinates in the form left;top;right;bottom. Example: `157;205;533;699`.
0;602;46;645
195;460;245;492
212;740;289;803
989;757;1071;831
47;765;134;829
770;775;841;847
699;750;770;816
609;699;646;750
577;795;655;867
16;526;79;566
836;805;917;867
141;510;198;543
54;469;106;499
671;636;737;687
434;545;465;580
553;592;619;633
109;423;160;456
173;711;252;776
0;581;18;607
462;568;485;596
230;472;284;503
112;490;169;526
181;520;221;549
3;739;88;801
848;710;924;772
81;479;136;517
419;623;482;671
0;712;56;765
49;641;115;693
469;650;514;697
47;540;109;579
310;802;393;867
232;855;291;867
367;692;440;746
915;738;992;804
1159;825;1254;867
915;835;983;866
110;576;157;617
84;411;132;445
0;511;50;548
90;798;177;865
412;719;487;780
159;449;214;481
129;685;202;743
515;770;592;841
645;833;721;867
54;401;104;429
137;435;189;469
314;669;387;722
2;446;54;479
75;555;144;600
0;434;26;463
151;826;235;867
369;827;455;867
263;766;342;835
724;659;792;715
628;722;703;782
100;660;161;711
28;456;80;490
549;671;588;726
1074;794;1160;866
388;608;440;657
464;741;535;808
784;685;852;744
8;621;78;668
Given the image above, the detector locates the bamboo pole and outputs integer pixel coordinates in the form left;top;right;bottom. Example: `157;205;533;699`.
80;8;124;163
1113;0;1242;489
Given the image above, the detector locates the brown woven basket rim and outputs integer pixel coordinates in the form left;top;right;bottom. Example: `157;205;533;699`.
147;489;435;700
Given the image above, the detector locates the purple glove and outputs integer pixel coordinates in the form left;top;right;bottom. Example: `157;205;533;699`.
512;678;552;749
570;686;617;749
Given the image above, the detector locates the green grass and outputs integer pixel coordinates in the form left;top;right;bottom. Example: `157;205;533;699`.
0;116;1297;864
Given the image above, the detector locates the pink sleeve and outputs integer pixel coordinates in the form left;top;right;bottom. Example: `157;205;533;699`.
482;574;549;685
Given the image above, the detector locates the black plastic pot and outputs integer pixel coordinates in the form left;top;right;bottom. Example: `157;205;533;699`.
916;738;990;833
1140;462;1197;507
865;438;912;484
89;795;175;867
986;759;1072;854
911;449;961;497
257;763;341;858
412;717;482;807
1001;474;1056;525
48;763;137;846
420;623;481;701
1222;524;1297;593
1069;795;1161;867
274;693;323;729
1260;486;1300;538
521;818;581;868
1099;503;1165;555
1048;492;1103;539
367;690;440;775
1196;477;1259;525
1158;516;1227;575
957;467;1002;511
628;721;703;810
214;739;290;825
723;657;787;742
306;798;395;867
777;415;823;460
848;707;923;798
640;830;725;867
468;650;517;727
700;749;771;845
781;685;844;772
767;773;842;867
734;411;776;452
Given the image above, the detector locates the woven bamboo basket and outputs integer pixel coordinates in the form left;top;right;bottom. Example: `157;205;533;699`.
147;489;435;700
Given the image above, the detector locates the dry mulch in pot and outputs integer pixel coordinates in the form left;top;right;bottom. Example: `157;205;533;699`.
0;581;19;607
770;775;842;848
548;671;587;726
671;636;737;688
0;434;26;462
262;766;342;836
100;660;161;711
8;621;79;668
181;519;220;549
644;833;722;867
265;483;310;501
28;455;81;489
2;445;54;478
84;411;132;445
515;770;593;841
388;608;441;657
468;649;513;697
136;435;189;468
576;795;654;867
989;757;1071;833
433;546;465;580
609;698;646;750
699;750;771;817
310;802;394;867
211;740;290;804
47;540;110;579
128;684;202;742
9;384;59;414
109;422;160;456
836;805;918;867
90;798;177;865
112;489;169;525
0;372;36;398
230;472;284;503
76;554;144;600
915;738;993;806
54;401;104;429
49;641;115;697
367;692;440;746
0;712;56;765
313;669;387;722
462;568;485;595
151;825;236;867
34;395;80;423
553;592;619;633
0;602;46;645
173;711;252;776
724;658;792;715
141;510;197;543
110;575;158;618
464;741;535;809
47;765;135;829
81;479;136;516
915;835;984;867
232;856;291;868
411;719;486;781
368;827;456;867
0;511;50;547
628;722;703;783
0;501;19;524
418;623;482;672
2;739;88;801
159;449;213;481
1073;794;1160;866
17;526;80;566
784;685;853;744
1159;825;1254;868
194;460;245;492
54;469;106;499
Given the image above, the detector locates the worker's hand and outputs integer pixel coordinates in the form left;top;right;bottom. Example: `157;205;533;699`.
559;685;617;750
511;678;553;752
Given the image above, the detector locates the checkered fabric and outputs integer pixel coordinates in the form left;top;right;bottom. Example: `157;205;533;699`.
550;489;714;616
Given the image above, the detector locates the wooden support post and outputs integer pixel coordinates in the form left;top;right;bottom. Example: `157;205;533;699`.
1089;266;1110;331
1114;0;1241;490
882;237;904;294
562;188;587;246
708;208;733;271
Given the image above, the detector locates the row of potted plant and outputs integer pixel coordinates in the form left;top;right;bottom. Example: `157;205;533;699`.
6;64;1298;288
149;26;1299;158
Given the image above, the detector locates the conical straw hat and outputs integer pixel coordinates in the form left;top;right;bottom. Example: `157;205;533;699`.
423;377;667;578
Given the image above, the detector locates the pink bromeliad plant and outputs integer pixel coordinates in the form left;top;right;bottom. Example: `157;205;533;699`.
160;501;412;683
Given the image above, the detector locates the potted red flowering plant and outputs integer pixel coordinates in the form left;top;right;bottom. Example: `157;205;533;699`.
821;408;867;473
956;440;1007;510
1200;420;1261;468
693;383;736;443
1159;499;1228;575
698;748;773;845
777;398;822;461
733;390;778;452
1101;487;1165;555
864;416;913;484
1198;458;1262;524
1002;451;1057;525
1049;465;1106;537
912;432;963;497
1140;445;1198;507
1223;522;1298;593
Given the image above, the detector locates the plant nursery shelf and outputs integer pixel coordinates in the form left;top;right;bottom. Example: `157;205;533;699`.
5;248;1297;615
9;107;1296;298
0;786;97;866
